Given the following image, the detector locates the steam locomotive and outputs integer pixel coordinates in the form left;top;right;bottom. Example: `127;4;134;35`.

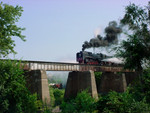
76;51;113;65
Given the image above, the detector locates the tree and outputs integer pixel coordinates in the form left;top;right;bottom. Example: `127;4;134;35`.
0;2;25;57
0;60;38;113
0;3;40;112
115;3;150;71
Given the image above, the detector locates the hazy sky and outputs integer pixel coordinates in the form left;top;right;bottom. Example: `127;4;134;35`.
2;0;148;63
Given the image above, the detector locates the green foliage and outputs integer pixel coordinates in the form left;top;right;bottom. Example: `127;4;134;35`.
61;100;76;113
49;86;55;107
128;98;150;113
53;88;64;106
94;72;102;82
74;90;97;112
94;72;102;90
130;67;150;103
0;2;25;57
49;86;65;108
60;90;97;113
0;60;38;113
97;91;130;112
97;90;150;113
115;3;150;71
116;34;147;71
121;3;148;30
142;68;150;103
111;3;150;112
97;67;150;112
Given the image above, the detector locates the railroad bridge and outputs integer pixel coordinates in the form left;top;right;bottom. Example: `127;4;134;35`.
21;60;129;72
2;59;138;105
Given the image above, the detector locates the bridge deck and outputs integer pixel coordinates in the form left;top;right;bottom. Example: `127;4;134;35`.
1;59;130;72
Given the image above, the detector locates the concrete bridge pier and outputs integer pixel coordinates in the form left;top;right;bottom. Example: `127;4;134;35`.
98;72;127;93
25;70;50;105
97;72;138;93
64;70;98;99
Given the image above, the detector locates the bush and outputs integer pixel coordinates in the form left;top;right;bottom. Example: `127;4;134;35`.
97;90;150;113
49;86;65;107
61;100;76;113
49;86;55;107
94;72;102;83
128;68;150;103
53;88;64;106
94;72;102;91
0;60;38;113
60;90;97;113
142;68;150;103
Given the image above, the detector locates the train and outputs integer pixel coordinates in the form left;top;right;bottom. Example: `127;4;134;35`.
76;51;123;66
49;83;63;89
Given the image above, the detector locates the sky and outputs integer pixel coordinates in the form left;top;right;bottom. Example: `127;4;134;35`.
1;0;149;63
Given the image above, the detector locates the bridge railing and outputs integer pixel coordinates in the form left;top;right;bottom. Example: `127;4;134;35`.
23;60;96;71
26;62;80;71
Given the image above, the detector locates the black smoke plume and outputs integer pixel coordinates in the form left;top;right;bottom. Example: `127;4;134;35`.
82;21;122;51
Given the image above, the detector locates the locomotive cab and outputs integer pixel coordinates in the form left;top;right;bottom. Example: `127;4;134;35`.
76;51;83;63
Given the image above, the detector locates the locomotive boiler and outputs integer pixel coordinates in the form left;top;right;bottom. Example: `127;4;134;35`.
76;51;124;66
76;51;112;65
